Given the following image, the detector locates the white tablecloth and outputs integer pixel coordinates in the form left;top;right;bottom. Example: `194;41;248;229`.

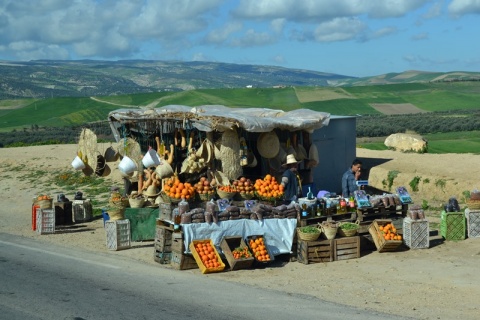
181;218;297;256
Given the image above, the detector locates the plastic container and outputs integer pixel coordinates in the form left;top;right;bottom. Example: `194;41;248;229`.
118;155;137;175
71;155;86;170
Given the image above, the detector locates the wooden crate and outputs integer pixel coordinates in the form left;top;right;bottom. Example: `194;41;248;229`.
171;232;185;253
333;236;360;261
245;235;275;266
170;252;198;270
220;236;254;270
297;239;333;264
153;250;171;264
368;219;403;252
154;223;173;252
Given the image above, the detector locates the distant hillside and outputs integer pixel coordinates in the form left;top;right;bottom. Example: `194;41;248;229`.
332;70;480;86
0;60;353;99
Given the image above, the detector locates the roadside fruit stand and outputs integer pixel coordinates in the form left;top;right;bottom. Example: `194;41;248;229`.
105;105;330;271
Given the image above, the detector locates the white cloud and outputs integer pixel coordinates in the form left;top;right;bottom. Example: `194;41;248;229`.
313;17;365;42
270;18;286;33
204;21;243;44
448;0;480;17
422;1;443;19
192;52;211;62
233;0;429;21
0;0;224;59
230;29;277;47
271;55;286;65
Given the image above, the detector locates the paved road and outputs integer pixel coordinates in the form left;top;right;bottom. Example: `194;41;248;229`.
0;233;413;320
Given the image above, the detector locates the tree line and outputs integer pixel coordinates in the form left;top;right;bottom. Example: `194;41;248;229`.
356;109;480;137
1;109;479;147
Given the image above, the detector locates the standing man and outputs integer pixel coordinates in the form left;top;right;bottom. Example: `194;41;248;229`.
281;154;301;203
342;158;362;198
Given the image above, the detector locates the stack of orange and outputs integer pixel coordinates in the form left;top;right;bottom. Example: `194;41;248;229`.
379;223;402;241
218;185;237;193
254;174;284;200
194;241;222;269
248;237;271;262
163;175;195;200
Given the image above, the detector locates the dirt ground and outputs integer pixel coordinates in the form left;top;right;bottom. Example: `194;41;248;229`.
1;144;479;320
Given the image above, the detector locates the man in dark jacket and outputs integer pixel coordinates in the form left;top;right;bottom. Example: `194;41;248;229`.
342;158;362;198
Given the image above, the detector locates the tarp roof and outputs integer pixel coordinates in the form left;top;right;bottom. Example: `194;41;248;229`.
108;105;330;135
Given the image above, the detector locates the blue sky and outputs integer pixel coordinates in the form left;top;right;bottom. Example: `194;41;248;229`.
0;0;479;77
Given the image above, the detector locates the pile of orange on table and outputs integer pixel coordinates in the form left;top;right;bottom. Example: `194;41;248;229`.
163;176;195;200
254;174;284;199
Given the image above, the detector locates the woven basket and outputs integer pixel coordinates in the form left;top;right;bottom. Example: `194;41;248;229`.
36;199;53;209
236;192;255;200
297;228;321;241
319;222;338;240
109;198;129;209
338;222;359;237
159;191;171;203
217;189;237;199
198;191;216;201
466;200;480;210
128;197;145;208
108;208;125;221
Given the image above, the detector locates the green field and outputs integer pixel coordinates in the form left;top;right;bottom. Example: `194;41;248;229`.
359;131;480;154
1;82;480;154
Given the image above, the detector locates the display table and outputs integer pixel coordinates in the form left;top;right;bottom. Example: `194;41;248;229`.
124;207;158;241
182;218;297;256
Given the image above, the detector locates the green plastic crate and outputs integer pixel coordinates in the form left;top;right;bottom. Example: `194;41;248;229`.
125;207;158;241
440;211;465;241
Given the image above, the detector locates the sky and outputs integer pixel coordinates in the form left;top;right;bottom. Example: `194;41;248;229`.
0;0;479;77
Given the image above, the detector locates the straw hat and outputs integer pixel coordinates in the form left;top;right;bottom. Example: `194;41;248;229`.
116;137;142;164
95;154;111;177
307;144;319;168
104;145;119;162
268;157;282;172
295;144;308;161
78;128;98;177
143;185;160;197
282;154;300;166
219;129;242;181
257;131;279;159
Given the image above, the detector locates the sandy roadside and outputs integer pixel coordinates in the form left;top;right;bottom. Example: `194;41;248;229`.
1;144;479;320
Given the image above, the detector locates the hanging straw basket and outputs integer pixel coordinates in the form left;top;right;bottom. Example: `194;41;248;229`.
297;227;322;241
319;222;338;240
338;221;359;237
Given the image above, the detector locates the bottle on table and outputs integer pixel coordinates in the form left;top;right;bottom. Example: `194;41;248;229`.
173;208;181;232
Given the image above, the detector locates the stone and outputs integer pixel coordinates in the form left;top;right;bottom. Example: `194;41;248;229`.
384;133;428;153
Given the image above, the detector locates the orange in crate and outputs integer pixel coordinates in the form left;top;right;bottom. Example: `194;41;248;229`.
246;235;274;263
189;239;225;274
